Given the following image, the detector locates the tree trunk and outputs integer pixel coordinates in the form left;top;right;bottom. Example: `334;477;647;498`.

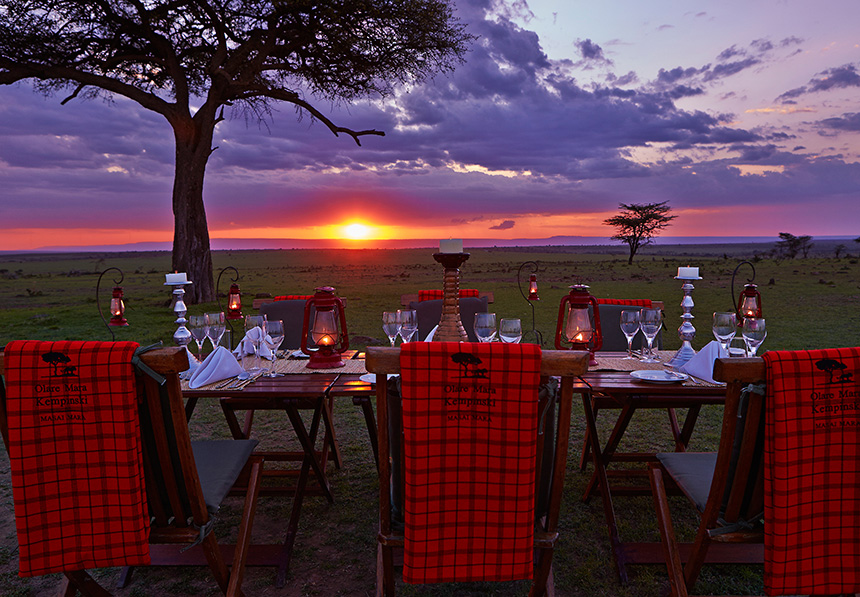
170;112;215;304
627;243;635;265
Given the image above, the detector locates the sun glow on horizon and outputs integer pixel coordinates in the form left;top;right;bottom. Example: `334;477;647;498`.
342;222;373;240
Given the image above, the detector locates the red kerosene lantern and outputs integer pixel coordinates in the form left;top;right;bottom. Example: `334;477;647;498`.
109;286;128;326
555;284;602;366
301;286;350;369
735;282;762;324
226;283;243;320
528;274;539;301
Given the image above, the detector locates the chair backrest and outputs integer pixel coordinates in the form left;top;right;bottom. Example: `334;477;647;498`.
367;345;589;590
712;357;767;529
260;299;315;349
409;296;488;342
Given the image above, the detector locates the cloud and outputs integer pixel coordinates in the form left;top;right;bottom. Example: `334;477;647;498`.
818;112;860;132
489;219;515;230
777;63;860;102
574;38;613;67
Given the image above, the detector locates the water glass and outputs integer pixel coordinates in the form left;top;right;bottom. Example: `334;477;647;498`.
742;317;767;357
712;312;737;355
205;311;226;350
188;315;208;362
474;312;497;342
499;318;523;344
619;310;640;359
639;308;662;363
263;319;285;377
398;309;418;343
382;311;400;346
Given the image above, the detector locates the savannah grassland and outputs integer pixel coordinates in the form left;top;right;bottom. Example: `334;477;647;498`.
0;241;858;596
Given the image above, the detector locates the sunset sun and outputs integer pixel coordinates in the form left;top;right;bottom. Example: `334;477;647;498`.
342;222;372;240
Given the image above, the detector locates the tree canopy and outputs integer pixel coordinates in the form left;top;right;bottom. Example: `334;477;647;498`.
775;232;813;259
0;0;472;302
603;201;677;264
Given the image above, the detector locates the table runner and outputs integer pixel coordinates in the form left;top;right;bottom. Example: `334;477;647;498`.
399;341;541;584
762;347;860;596
4;340;150;577
592;351;723;387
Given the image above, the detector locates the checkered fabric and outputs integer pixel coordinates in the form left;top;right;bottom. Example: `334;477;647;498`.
417;289;479;301
274;295;313;301
4;340;150;577
596;298;652;307
763;347;860;596
399;341;541;584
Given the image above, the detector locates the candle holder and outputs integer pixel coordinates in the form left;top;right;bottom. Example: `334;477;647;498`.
666;271;702;369
517;261;542;345
432;251;470;342
96;267;128;341
165;278;194;346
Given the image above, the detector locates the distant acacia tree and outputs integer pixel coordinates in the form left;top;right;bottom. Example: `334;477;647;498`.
604;201;677;265
776;232;813;259
0;1;471;302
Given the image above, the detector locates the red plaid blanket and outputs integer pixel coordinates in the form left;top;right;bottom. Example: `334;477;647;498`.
274;295;313;301
399;341;541;584
4;340;150;577
763;348;860;596
596;298;652;307
418;289;479;301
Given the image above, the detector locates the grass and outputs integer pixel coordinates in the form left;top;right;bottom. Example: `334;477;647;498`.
0;243;859;595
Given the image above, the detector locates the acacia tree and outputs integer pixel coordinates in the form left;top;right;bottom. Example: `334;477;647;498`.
776;232;814;259
603;201;677;265
0;1;471;302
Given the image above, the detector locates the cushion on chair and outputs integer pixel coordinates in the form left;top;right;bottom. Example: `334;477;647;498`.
410;296;489;342
191;439;259;513
656;452;717;512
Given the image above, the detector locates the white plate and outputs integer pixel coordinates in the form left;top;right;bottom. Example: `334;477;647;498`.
630;370;689;384
359;373;398;383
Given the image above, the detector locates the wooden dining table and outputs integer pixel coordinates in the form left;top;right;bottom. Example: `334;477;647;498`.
573;351;737;583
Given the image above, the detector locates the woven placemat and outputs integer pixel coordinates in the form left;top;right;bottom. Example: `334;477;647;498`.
592;351;723;388
274;358;367;375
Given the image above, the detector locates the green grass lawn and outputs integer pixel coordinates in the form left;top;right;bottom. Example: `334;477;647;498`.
0;244;858;595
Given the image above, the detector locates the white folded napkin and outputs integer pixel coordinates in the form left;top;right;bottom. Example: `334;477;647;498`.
178;347;201;380
680;340;728;384
424;325;438;342
232;326;274;360
189;346;244;389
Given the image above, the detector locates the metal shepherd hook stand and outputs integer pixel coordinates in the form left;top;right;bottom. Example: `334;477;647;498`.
731;260;756;314
517;261;542;345
96;267;125;341
217;266;240;338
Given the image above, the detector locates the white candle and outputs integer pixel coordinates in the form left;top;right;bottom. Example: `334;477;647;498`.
166;272;188;284
439;238;463;253
676;266;699;278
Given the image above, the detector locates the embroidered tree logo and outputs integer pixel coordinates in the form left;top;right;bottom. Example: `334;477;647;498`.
451;352;488;379
41;351;71;377
816;358;854;384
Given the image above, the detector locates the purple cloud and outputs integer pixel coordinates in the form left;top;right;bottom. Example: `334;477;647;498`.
818;112;860;132
778;63;860;102
489;219;515;230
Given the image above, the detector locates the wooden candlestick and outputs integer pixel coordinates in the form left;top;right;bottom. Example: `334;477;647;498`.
432;252;470;342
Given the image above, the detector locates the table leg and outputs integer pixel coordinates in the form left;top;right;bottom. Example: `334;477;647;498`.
581;391;630;583
582;403;636;503
677;404;701;451
321;394;343;469
353;395;379;470
284;399;333;503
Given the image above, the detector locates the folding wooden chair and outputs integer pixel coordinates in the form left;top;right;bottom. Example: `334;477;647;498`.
648;356;766;597
367;344;589;596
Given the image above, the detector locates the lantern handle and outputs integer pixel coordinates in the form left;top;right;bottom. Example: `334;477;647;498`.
517;261;542;345
730;261;756;314
97;267;124;341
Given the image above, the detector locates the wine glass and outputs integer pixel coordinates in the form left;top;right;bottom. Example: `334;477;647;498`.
398;310;418;343
188;315;208;362
712;312;737;355
382;311;401;346
262;319;285;377
742;317;767;357
499;318;523;344
244;314;266;375
619;310;640;359
474;312;497;342
639;308;662;363
205;311;226;350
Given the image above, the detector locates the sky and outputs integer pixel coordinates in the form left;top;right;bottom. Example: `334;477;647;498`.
1;0;859;251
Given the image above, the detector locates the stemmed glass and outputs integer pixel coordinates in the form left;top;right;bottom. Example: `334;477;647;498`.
205;311;226;350
619;310;640;359
382;311;401;346
742;317;767;357
263;320;285;377
474;312;498;342
712;312;737;355
499;318;523;344
188;315;208;362
398;310;418;343
244;314;266;375
639;308;662;363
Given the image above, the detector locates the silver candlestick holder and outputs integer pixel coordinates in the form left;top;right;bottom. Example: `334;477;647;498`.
165;280;193;346
666;272;702;369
